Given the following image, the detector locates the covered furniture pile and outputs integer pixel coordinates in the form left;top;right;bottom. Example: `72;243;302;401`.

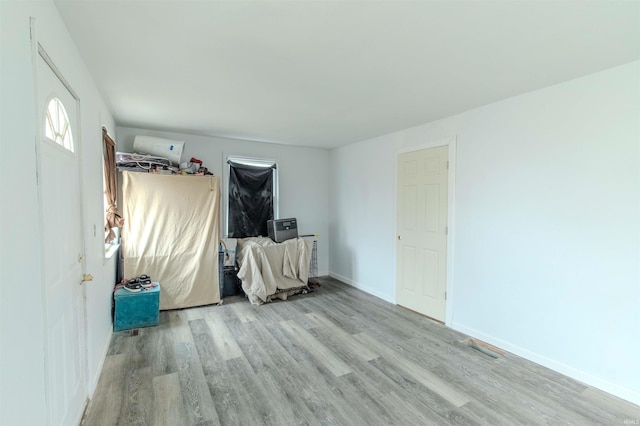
236;237;313;305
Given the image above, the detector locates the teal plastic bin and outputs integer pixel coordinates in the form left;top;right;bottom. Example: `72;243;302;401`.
113;284;160;331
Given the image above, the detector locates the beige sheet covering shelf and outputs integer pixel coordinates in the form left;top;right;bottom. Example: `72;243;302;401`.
122;172;220;310
237;237;312;305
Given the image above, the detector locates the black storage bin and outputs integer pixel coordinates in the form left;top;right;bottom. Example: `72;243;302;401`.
219;247;241;298
222;267;241;297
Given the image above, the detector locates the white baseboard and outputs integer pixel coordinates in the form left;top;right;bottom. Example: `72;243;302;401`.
87;328;113;398
328;271;396;304
451;322;640;406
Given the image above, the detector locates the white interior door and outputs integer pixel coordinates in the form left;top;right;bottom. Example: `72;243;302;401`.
396;146;448;321
36;48;87;426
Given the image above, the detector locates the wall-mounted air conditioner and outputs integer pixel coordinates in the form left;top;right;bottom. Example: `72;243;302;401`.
133;135;184;165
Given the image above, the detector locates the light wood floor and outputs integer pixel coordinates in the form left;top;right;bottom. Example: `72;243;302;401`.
83;277;640;425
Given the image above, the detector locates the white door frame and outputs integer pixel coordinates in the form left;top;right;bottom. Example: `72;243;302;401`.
395;136;457;326
31;19;89;425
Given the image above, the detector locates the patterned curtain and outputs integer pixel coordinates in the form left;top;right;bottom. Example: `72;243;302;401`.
103;127;124;242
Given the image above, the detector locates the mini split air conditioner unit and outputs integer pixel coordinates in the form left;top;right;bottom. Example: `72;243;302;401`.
133;135;184;165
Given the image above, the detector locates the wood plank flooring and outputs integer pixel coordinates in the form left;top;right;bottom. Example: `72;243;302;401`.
83;277;640;426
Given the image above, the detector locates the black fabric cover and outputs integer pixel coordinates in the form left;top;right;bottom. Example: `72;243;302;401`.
228;163;273;238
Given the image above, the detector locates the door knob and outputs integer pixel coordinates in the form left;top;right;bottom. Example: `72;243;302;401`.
82;274;94;282
397;235;401;240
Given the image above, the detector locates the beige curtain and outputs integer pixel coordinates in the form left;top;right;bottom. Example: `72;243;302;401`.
102;127;124;242
122;172;220;309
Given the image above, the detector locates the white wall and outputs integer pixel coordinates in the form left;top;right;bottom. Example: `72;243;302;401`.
329;135;397;301
329;61;640;404
0;1;117;424
116;127;331;276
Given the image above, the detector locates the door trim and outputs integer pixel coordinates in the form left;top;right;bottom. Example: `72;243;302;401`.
395;136;457;326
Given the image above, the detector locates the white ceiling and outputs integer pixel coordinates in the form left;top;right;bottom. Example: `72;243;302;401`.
55;1;639;149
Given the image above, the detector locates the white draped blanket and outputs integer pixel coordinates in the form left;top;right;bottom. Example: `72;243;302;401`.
237;237;312;305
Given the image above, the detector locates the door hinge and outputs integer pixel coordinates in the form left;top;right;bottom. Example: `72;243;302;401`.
445;291;447;300
447;160;449;170
445;226;448;236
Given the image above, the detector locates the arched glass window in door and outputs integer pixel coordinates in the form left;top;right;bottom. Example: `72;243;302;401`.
44;97;74;152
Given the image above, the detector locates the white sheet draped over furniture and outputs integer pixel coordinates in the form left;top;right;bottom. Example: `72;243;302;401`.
237;237;312;305
122;172;220;310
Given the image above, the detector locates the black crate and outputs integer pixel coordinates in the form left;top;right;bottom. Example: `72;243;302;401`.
219;250;241;298
222;266;241;297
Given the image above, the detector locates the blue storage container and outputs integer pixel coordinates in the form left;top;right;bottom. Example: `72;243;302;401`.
113;284;160;331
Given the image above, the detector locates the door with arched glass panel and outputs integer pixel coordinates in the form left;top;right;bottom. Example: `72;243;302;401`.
36;47;87;426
